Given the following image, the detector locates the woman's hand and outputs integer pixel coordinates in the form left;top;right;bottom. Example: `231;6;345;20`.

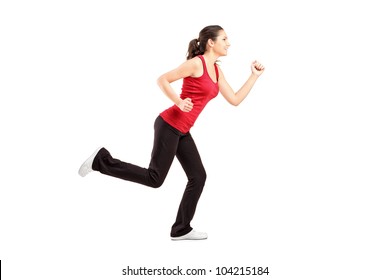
251;60;265;76
177;98;193;112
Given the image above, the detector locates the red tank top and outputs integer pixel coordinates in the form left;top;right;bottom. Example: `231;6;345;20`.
160;55;219;133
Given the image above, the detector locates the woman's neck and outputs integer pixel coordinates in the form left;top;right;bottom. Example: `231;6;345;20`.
202;52;219;64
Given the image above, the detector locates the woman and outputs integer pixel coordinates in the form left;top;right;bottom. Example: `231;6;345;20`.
78;25;265;240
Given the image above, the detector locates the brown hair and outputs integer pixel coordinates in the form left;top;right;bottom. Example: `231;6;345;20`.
187;25;224;60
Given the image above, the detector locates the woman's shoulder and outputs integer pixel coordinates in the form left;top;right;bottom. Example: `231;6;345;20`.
189;56;203;66
182;56;203;72
173;56;203;78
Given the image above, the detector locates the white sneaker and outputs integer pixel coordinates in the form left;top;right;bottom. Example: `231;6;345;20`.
171;230;208;241
78;147;103;177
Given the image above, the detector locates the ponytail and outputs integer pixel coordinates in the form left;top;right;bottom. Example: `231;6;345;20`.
187;38;200;60
186;25;224;60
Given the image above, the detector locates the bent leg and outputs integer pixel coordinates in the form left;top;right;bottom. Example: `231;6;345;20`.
171;133;207;237
92;116;181;188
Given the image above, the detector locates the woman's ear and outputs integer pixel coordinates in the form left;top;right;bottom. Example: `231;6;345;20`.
207;38;215;48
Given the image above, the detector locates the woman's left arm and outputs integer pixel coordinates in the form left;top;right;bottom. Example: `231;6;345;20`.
218;61;265;106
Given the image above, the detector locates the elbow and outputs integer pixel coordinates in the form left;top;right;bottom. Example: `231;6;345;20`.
156;75;164;88
157;75;171;90
225;96;240;106
227;94;242;106
230;99;241;107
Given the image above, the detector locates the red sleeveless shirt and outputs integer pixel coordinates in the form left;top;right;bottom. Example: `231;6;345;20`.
160;55;219;133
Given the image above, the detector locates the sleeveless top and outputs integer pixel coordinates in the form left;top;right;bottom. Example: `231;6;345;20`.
160;55;219;133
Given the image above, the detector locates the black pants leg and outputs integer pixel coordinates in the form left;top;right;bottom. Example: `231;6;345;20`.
171;133;206;237
91;116;206;237
92;116;180;187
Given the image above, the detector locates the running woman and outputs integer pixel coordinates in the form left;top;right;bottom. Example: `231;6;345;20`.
78;25;265;240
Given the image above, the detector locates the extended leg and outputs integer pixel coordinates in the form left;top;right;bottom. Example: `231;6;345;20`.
171;133;207;238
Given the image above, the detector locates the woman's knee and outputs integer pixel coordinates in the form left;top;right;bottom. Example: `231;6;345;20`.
149;177;164;188
148;170;166;188
192;169;207;187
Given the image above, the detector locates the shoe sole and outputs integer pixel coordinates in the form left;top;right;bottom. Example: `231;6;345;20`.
171;237;208;241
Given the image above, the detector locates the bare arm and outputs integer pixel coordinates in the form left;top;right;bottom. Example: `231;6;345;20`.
157;58;202;112
218;61;265;106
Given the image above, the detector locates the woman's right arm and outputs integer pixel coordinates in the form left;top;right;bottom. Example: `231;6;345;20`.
157;58;200;112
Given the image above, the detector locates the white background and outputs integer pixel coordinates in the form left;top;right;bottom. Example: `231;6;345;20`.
1;0;389;279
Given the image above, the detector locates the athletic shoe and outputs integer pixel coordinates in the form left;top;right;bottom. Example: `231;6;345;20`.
78;147;102;177
171;230;208;241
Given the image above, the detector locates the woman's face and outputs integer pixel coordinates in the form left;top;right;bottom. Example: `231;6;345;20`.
212;30;230;56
